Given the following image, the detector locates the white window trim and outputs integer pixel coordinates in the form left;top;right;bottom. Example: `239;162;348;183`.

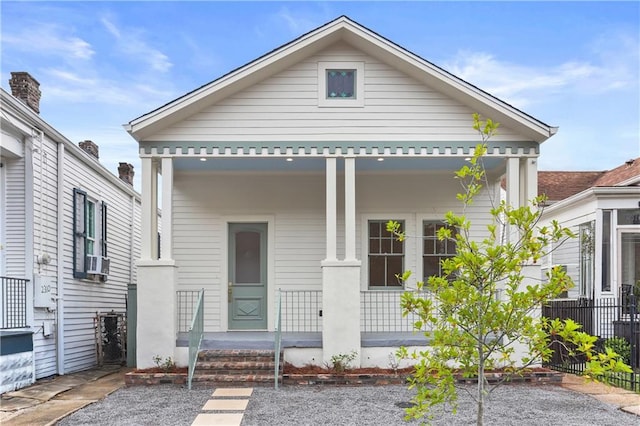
318;61;365;108
416;214;454;286
360;213;414;291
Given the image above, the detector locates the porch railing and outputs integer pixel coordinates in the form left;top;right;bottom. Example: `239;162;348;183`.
279;290;322;332
274;289;282;389
1;277;29;329
177;290;202;333
360;290;433;333
187;289;204;390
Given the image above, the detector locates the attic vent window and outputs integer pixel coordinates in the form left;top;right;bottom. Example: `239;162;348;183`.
318;61;364;107
327;70;355;98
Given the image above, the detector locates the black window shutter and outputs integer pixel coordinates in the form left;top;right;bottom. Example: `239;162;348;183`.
73;188;87;279
101;202;108;257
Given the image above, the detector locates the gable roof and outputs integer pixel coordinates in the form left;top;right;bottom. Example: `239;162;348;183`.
126;15;557;143
539;157;640;202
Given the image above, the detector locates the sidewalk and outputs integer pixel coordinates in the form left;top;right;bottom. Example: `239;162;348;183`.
560;373;640;416
0;365;128;426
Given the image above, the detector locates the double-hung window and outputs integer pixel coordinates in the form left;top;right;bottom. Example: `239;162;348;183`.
368;220;404;288
73;188;108;280
423;221;456;281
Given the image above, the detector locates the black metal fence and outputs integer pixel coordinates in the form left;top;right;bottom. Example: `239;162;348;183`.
1;276;29;329
542;294;639;392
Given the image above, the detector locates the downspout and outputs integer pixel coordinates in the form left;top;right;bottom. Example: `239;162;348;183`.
130;195;135;286
56;142;65;375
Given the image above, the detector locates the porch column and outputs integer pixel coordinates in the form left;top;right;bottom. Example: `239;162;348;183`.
325;157;337;261
140;157;159;260
522;157;538;207
506;157;520;210
160;157;173;260
137;156;177;369
344;156;356;261
321;156;361;366
505;157;520;243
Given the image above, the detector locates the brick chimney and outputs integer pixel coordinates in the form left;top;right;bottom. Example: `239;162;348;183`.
118;162;135;185
78;140;99;159
9;72;42;114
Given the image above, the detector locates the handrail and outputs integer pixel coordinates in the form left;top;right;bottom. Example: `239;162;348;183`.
274;288;282;389
187;288;204;390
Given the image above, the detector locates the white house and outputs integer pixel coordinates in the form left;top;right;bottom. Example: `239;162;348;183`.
0;72;142;393
539;158;640;301
125;16;556;369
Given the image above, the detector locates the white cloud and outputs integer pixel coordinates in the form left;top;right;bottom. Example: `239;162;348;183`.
443;31;637;109
42;68;174;107
100;16;172;73
1;24;94;60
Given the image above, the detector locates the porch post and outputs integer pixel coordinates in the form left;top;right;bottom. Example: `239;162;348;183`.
136;156;177;369
522;157;538;207
505;157;520;243
140;157;158;260
160;157;173;260
344;157;357;261
325;157;337;261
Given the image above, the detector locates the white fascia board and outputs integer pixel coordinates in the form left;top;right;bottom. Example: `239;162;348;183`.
1;89;141;200
542;186;640;219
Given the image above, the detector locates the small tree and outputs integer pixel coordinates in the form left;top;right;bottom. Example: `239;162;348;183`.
390;114;631;426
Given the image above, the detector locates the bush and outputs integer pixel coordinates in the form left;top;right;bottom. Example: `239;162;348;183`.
603;337;631;365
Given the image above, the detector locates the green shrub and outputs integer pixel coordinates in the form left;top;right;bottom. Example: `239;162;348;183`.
603;337;631;365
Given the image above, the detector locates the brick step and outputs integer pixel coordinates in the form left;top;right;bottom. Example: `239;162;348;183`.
194;349;283;385
197;349;278;363
196;361;275;371
193;373;276;383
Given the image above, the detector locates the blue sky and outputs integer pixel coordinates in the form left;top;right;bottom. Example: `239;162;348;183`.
2;1;638;191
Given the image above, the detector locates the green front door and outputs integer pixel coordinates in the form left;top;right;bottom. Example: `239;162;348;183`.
228;223;268;330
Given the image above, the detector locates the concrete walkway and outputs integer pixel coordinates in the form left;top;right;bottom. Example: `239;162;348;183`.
560;373;640;416
0;365;126;426
0;366;638;425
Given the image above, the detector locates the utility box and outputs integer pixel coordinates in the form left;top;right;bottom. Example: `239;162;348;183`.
33;274;55;309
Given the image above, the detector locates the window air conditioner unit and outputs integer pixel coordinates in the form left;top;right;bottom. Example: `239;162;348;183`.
100;257;110;276
86;255;102;274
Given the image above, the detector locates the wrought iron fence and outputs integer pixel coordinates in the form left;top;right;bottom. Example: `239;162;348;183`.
1;277;29;329
279;290;322;332
543;294;639;392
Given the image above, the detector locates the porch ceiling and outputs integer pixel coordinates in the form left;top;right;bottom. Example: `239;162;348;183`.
173;156;504;173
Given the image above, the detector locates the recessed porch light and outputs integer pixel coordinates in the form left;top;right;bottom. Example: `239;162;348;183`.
286;158;294;162
377;158;384;162
200;158;207;162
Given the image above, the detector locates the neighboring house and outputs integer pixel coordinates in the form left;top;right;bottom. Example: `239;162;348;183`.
0;72;141;393
539;158;640;301
125;16;556;369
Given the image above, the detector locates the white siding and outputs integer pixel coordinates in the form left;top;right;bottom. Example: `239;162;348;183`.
153;42;527;143
32;135;60;378
4;157;26;278
60;150;141;374
173;169;495;331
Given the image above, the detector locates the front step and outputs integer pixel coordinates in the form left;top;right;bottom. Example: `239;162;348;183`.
193;349;282;386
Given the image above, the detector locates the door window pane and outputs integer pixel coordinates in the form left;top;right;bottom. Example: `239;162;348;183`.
235;231;261;283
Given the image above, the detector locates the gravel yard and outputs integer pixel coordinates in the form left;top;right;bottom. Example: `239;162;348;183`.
59;383;639;426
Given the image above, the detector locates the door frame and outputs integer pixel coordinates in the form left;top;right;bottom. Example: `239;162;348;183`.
221;215;275;331
617;227;640;298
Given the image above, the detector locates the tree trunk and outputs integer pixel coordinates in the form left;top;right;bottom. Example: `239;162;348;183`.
477;337;485;426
